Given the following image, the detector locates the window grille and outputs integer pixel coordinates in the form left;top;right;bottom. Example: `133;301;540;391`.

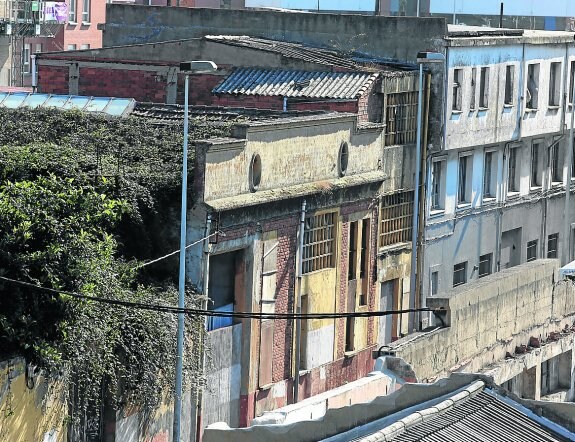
302;212;336;274
385;92;418;146
379;191;413;248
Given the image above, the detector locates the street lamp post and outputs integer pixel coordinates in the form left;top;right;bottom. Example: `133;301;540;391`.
409;51;445;332
173;60;217;442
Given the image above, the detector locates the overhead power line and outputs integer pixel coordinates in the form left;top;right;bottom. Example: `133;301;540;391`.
0;276;445;320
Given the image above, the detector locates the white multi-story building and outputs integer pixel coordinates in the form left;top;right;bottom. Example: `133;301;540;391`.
422;25;575;303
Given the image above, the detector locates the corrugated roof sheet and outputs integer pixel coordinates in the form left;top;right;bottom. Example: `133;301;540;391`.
213;68;378;99
205;35;417;74
385;389;571;442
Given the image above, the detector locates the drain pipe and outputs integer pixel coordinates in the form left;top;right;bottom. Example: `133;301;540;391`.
293;199;306;404
563;62;575;265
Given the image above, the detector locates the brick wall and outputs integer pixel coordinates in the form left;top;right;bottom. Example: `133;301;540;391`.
78;67;167;102
290;100;358;113
178;73;225;105
212;95;285;110
37;65;69;94
357;82;383;124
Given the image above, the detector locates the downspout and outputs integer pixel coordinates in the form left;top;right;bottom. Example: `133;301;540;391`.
417;71;431;328
283;96;288;112
293;199;306;404
31;54;37;92
195;214;212;442
563;40;575;265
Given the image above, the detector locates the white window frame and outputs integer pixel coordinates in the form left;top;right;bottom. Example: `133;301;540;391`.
451;68;462;112
549;61;562;108
504;64;515;106
69;0;77;23
430;158;446;214
478;67;489;109
22;44;30;74
457;153;473;208
526;63;540;111
507;146;520;197
549;141;563;187
82;0;90;24
67;44;77;51
483;149;497;203
530;140;544;191
34;43;42;54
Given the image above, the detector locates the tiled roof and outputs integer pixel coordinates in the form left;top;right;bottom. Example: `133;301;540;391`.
213;68;378;99
371;386;572;442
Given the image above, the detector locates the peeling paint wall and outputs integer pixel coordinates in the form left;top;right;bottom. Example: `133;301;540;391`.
0;358;67;442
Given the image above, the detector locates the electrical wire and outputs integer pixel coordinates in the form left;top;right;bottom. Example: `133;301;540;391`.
133;230;224;269
0;276;443;320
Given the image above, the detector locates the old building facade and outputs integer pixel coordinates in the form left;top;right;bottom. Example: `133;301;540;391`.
422;27;575;313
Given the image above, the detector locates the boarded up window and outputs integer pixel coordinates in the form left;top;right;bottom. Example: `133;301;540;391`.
379;191;413;248
385;91;418;146
302;212;336;274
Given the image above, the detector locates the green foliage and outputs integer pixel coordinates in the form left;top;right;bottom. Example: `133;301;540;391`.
0;107;230;416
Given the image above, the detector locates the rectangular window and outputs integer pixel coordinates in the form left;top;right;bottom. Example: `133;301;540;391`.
550;143;562;185
527;239;538;262
80;44;90;50
453;261;467;287
549;62;561;107
479;67;489;109
345;317;354;352
531;142;542;188
547;233;559;259
431;160;446;211
34;43;42;53
69;0;77;22
478;253;492;278
504;65;514;105
359;219;370;280
507;147;519;194
458;155;472;205
570;60;575;104
348;221;358;280
385;92;418;145
82;0;90;23
379;191;413;247
452;68;462;111
527;63;540;110
430;271;439;296
483;151;496;199
302;212;336;274
470;67;477;110
67;44;76;51
22;44;30;74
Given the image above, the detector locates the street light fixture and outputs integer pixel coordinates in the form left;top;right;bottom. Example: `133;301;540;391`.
409;51;444;331
173;60;217;442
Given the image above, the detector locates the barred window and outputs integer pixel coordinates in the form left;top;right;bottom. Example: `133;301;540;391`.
379;191;413;248
302;212;336;274
385;92;418;146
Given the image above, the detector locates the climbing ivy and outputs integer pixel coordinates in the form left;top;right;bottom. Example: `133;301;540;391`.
0;107;239;422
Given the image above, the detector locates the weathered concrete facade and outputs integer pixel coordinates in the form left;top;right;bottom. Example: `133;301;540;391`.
185;108;417;432
422;28;575;317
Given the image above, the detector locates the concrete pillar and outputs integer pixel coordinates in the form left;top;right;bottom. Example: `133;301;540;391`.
166;66;178;104
68;63;79;95
523;365;541;400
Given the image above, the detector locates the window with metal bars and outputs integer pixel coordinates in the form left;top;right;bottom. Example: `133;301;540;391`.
302;212;336;274
385;92;418;146
379;191;413;248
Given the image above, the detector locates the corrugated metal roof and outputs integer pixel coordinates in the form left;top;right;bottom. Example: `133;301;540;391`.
384;389;571;442
213;68;378;99
205;35;417;74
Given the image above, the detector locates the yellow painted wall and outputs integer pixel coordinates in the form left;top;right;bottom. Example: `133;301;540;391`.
0;359;67;442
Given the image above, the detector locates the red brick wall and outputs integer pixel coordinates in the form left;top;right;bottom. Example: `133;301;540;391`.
357;82;383;124
177;73;225;105
212;95;285;110
290;100;358;113
78;68;166;102
37;65;69;94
